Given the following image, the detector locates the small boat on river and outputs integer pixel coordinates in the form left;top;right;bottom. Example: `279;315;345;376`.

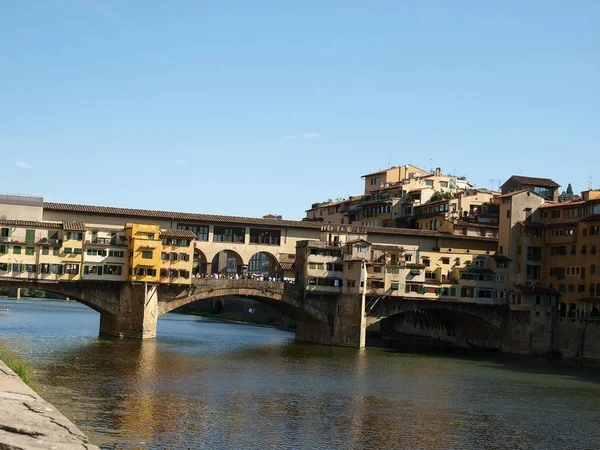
1;307;9;311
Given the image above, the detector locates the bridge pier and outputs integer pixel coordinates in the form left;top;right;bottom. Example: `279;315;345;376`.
8;287;21;299
295;294;367;348
100;283;159;339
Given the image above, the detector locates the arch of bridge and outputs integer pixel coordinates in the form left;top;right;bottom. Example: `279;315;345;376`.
365;298;504;329
157;279;327;324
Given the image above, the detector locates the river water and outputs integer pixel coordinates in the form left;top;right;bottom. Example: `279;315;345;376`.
1;298;600;449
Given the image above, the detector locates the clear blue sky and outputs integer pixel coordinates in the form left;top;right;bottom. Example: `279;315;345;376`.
1;1;598;220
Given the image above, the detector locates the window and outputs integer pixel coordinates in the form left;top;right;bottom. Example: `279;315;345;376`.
0;228;10;237
250;229;281;245
74;248;83;255
440;182;448;188
142;251;153;259
591;264;596;274
405;254;412;262
425;271;436;280
179;253;190;262
373;266;382;273
25;247;34;256
161;252;167;260
308;263;324;270
53;248;60;256
0;244;8;254
66;232;83;241
387;267;400;274
213;226;245;243
13;246;21;255
63;247;72;254
25;229;35;244
104;265;122;276
12;264;23;273
64;264;79;274
147;234;155;240
355;245;369;254
39;264;50;274
108;250;124;258
87;249;98;256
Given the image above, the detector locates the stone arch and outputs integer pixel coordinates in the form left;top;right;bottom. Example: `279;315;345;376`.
247;251;281;279
366;299;503;330
0;280;120;316
210;249;244;275
367;302;504;349
193;248;208;276
157;280;327;324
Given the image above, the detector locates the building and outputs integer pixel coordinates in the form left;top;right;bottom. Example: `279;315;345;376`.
500;175;560;202
295;224;503;305
304;164;474;229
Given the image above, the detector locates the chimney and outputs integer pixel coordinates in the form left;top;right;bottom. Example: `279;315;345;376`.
435;167;441;176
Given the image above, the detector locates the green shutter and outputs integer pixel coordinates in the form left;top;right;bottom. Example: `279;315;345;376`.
25;229;35;244
98;266;103;276
117;266;122;275
7;264;11;271
450;287;456;296
84;266;89;275
66;232;71;240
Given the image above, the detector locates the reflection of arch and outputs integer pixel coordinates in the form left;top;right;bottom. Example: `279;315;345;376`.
247;251;281;278
193;248;208;275
211;250;244;275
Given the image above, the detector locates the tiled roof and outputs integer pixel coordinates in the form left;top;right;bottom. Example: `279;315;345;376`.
44;202;322;229
517;221;544;228
496;189;533;199
503;176;560;188
454;221;499;229
159;229;197;239
581;214;600;223
371;244;405;251
0;219;63;229
62;220;87;231
541;200;586;208
515;284;560;296
460;267;496;274
364;226;498;242
492;254;511;261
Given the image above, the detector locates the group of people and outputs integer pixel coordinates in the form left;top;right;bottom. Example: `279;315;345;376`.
192;272;287;282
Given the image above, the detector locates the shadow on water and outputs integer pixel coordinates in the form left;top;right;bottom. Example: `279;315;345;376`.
370;334;600;385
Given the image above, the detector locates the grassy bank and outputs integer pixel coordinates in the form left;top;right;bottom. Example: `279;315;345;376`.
0;346;36;389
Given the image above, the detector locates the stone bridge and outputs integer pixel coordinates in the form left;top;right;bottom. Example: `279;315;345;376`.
0;278;507;348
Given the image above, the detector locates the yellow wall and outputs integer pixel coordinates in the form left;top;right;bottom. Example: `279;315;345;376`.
126;224;161;283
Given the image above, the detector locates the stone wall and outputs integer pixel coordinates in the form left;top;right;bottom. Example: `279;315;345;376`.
0;361;99;449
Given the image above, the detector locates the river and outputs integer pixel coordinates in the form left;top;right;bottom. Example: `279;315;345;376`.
1;298;600;449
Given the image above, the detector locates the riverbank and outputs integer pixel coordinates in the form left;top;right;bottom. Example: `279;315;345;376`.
0;360;100;449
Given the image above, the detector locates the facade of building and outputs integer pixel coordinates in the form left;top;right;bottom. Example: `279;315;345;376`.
304;164;475;229
295;224;503;305
0;218;195;286
500;175;560;202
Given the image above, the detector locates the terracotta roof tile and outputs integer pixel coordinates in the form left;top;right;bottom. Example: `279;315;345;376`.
44;202;322;229
503;175;560;188
0;219;63;229
62;220;87;231
159;229;197;239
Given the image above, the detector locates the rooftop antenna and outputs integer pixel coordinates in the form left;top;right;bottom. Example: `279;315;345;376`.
388;154;391;167
518;169;523;175
589;175;594;190
429;158;433;173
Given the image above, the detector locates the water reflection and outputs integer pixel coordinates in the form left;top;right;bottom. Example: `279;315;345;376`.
2;299;600;449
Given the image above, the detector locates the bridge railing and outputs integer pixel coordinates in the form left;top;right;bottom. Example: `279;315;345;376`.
191;278;285;291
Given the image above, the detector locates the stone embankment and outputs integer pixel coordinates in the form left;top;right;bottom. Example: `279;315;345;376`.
0;361;99;450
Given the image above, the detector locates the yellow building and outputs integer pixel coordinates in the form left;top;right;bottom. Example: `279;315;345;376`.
159;229;195;285
126;223;161;283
